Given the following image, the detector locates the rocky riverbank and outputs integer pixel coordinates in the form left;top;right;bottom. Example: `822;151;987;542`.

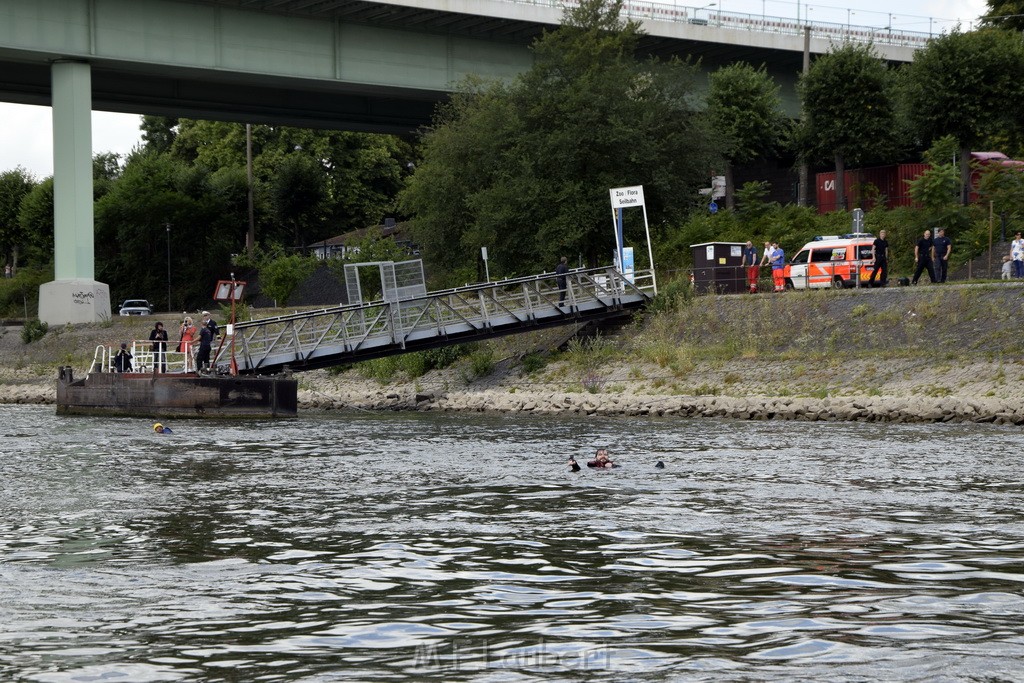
287;352;1024;425
3;284;1024;424
6;359;1024;424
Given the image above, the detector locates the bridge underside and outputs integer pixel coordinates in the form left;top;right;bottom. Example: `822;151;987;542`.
0;51;441;134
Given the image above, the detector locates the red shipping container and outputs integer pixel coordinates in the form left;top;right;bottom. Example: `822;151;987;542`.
894;163;928;207
816;163;929;214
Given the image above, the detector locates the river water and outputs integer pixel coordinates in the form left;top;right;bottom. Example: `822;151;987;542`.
2;404;1024;682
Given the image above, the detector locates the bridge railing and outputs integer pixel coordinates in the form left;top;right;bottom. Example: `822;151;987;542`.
217;266;654;372
509;0;935;47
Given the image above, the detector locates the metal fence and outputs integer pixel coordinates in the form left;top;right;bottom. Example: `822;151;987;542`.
502;0;936;47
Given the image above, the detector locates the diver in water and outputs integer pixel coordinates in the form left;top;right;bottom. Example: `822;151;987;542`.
153;422;173;434
568;456;581;472
655;461;665;469
587;448;616;469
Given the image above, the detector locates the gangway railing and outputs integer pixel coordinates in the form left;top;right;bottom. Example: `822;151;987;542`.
216;266;655;375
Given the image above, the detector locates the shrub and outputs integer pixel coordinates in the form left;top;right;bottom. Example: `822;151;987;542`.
565;333;617;371
21;318;48;344
399;352;429;378
647;276;693;314
359;356;400;383
0;265;53;319
521;352;547;374
467;348;494;379
423;344;467;370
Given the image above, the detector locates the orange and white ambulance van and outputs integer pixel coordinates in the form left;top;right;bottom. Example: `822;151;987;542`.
784;234;876;289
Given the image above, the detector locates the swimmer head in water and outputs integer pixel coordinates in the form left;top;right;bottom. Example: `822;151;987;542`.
568;456;581;472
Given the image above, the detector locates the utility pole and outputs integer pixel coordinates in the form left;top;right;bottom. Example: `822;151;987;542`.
246;123;255;254
797;25;811;206
165;223;171;313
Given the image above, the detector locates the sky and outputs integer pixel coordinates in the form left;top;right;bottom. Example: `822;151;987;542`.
0;0;990;180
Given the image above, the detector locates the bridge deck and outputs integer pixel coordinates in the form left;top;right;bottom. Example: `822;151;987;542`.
217;267;654;375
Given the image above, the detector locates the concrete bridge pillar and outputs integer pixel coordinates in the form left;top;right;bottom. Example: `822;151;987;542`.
38;60;111;325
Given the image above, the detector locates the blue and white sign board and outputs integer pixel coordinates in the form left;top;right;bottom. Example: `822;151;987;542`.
608;185;656;294
709;201;718;214
614;247;636;284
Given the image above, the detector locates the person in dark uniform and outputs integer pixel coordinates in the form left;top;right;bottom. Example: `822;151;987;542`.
933;228;952;283
912;229;936;285
868;230;889;287
195;323;214;372
201;310;219;338
555;256;569;305
149;322;168;373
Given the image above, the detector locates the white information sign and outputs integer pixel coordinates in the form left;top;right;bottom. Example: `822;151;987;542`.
608;184;657;295
609;185;646;208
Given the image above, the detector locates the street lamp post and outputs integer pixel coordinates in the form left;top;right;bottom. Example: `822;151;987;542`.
245;124;254;254
165;223;171;313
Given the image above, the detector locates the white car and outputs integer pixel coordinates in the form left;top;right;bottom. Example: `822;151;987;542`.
119;299;153;316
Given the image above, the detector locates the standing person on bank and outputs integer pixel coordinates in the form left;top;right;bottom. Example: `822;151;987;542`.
868;230;889;287
912;229;937;285
933;229;952;283
770;242;786;292
178;316;198;364
759;241;773;267
196;320;214;372
742;240;760;293
201;310;219;338
555;256;569;306
1012;232;1024;278
149;322;168;373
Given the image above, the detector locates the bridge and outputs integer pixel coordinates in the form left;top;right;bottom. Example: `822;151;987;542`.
1;0;929;326
213;266;654;374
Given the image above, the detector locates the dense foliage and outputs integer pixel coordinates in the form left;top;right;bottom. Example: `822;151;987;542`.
706;63;787;210
400;0;720;284
798;44;899;211
904;29;1024;203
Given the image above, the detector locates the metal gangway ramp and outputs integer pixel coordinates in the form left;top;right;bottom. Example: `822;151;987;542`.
217;266;656;375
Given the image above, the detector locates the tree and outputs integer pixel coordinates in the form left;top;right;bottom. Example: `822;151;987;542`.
706;63;787;210
981;0;1024;31
17;178;54;268
166;120;415;247
259;253;317;306
905;28;1024;204
0;168;36;269
269;153;330;247
93;153;239;308
141;115;179;154
400;0;719;282
799;43;898;212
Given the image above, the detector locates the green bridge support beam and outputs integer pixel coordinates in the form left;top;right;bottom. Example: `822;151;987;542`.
38;61;111;325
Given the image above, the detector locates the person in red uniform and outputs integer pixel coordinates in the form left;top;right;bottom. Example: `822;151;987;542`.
770;242;786;292
742;240;760;293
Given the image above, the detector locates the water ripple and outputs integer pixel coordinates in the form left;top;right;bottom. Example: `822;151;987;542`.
1;406;1024;681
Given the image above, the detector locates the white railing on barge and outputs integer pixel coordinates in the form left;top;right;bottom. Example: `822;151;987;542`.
88;341;197;375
